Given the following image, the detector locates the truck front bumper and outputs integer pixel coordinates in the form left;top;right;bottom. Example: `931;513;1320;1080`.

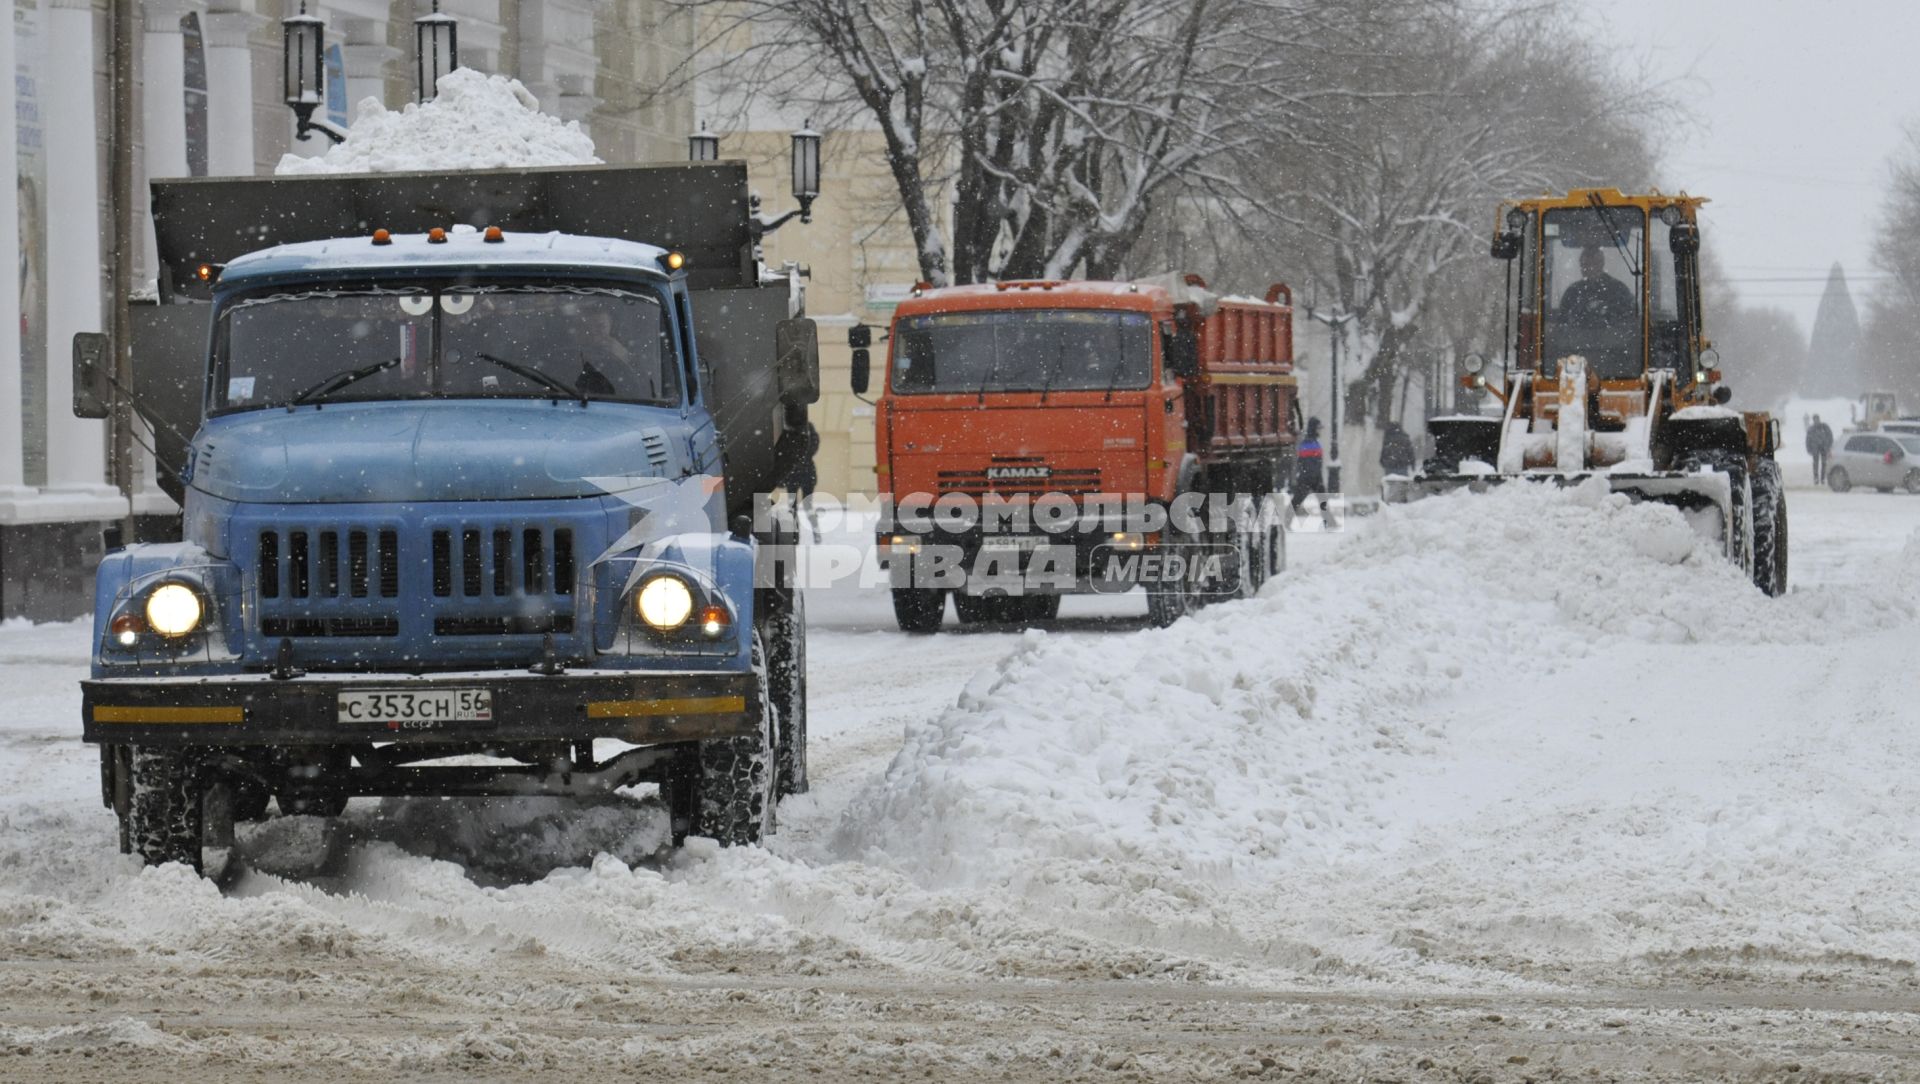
81;668;757;748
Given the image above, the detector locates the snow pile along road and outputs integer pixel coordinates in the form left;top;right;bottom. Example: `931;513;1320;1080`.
276;68;599;175
832;479;1920;983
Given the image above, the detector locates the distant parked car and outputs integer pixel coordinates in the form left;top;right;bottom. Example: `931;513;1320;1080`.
1828;433;1920;493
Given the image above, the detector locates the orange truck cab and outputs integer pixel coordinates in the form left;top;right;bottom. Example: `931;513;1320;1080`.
850;275;1299;632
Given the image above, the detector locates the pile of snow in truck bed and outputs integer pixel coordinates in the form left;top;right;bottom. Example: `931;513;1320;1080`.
276;68;598;176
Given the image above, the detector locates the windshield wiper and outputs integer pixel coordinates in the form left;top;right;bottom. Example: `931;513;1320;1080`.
288;357;401;408
1037;347;1061;404
1102;354;1130;402
476;351;586;405
1586;192;1643;281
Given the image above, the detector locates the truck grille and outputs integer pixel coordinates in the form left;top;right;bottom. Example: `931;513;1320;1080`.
430;527;574;600
937;464;1102;495
259;528;400;601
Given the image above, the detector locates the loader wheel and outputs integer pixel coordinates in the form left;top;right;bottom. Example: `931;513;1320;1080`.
127;746;234;879
1828;467;1851;493
1751;459;1789;597
1679;449;1755;580
693;630;777;846
891;587;945;634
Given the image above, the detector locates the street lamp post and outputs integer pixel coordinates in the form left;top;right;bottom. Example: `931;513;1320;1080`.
281;3;343;144
1304;303;1356;494
415;0;458;103
687;121;719;162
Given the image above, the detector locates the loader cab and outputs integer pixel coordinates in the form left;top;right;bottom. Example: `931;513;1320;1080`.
1496;190;1707;388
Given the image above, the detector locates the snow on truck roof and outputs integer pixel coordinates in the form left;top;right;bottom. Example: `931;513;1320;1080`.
218;227;673;287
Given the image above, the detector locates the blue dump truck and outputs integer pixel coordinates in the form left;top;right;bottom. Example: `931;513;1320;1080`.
72;164;816;875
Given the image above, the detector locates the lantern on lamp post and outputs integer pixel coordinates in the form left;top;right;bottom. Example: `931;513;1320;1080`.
790;122;821;223
416;0;460;102
745;121;826;239
281;3;343;143
687;122;720;162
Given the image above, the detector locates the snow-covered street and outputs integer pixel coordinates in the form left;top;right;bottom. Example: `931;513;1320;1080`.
6;486;1920;1081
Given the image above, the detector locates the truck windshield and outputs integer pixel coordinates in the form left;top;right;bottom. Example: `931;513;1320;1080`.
213;283;680;411
891;309;1152;394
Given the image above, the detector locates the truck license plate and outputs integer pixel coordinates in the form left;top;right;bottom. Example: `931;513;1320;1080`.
337;688;493;730
980;535;1044;551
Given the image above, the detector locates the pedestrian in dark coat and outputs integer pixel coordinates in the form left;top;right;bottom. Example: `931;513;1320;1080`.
1379;422;1417;477
1291;418;1335;527
1806;415;1834;485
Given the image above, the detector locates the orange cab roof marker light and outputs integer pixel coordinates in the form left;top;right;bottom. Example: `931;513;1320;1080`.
483;225;504;243
427;227;448;244
371;228;392;246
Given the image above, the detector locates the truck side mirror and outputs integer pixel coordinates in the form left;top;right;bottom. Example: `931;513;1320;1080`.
774;318;819;405
1491;231;1521;260
72;332;111;419
1669;223;1699;256
848;323;872;349
1163;323;1199;380
850;349;871;395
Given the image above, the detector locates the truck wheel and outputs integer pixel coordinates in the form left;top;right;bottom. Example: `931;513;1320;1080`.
1263;496;1288;579
1828;467;1850;493
1221;495;1261;598
694;630;777;846
764;589;809;798
127;746;234;879
891;587;945;633
1751;458;1788;597
1022;594;1061;622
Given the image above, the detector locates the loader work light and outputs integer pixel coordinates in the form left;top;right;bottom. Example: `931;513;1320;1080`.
636;575;695;631
144;583;205;639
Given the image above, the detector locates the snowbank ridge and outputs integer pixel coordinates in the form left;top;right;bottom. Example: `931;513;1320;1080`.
833;480;1915;905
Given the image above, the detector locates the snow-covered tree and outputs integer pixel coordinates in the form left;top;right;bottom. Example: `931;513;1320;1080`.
679;0;1265;285
1861;123;1920;405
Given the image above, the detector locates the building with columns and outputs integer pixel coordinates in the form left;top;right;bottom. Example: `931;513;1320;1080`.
0;0;695;620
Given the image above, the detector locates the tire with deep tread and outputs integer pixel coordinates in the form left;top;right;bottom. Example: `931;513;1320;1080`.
693;630;777;846
1828;467;1851;493
764;590;809;798
1022;594;1061;623
1751;458;1789;597
891;587;944;633
1680;449;1757;586
1218;495;1261;599
128;746;208;872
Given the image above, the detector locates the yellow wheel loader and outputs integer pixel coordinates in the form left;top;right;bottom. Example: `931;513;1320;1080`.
1406;189;1787;596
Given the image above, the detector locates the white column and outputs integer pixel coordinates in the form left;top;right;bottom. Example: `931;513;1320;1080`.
0;0;23;497
202;9;264;177
43;0;111;494
142;1;200;182
137;2;202;511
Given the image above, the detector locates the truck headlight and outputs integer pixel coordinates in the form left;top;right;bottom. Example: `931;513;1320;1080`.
144;582;205;638
635;575;695;631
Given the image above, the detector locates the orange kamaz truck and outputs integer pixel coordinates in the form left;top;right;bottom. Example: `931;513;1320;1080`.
849;275;1299;632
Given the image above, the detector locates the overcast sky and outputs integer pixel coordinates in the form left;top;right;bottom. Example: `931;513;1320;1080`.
1594;0;1918;333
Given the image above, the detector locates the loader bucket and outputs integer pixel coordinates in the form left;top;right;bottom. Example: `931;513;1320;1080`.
1398;468;1743;560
